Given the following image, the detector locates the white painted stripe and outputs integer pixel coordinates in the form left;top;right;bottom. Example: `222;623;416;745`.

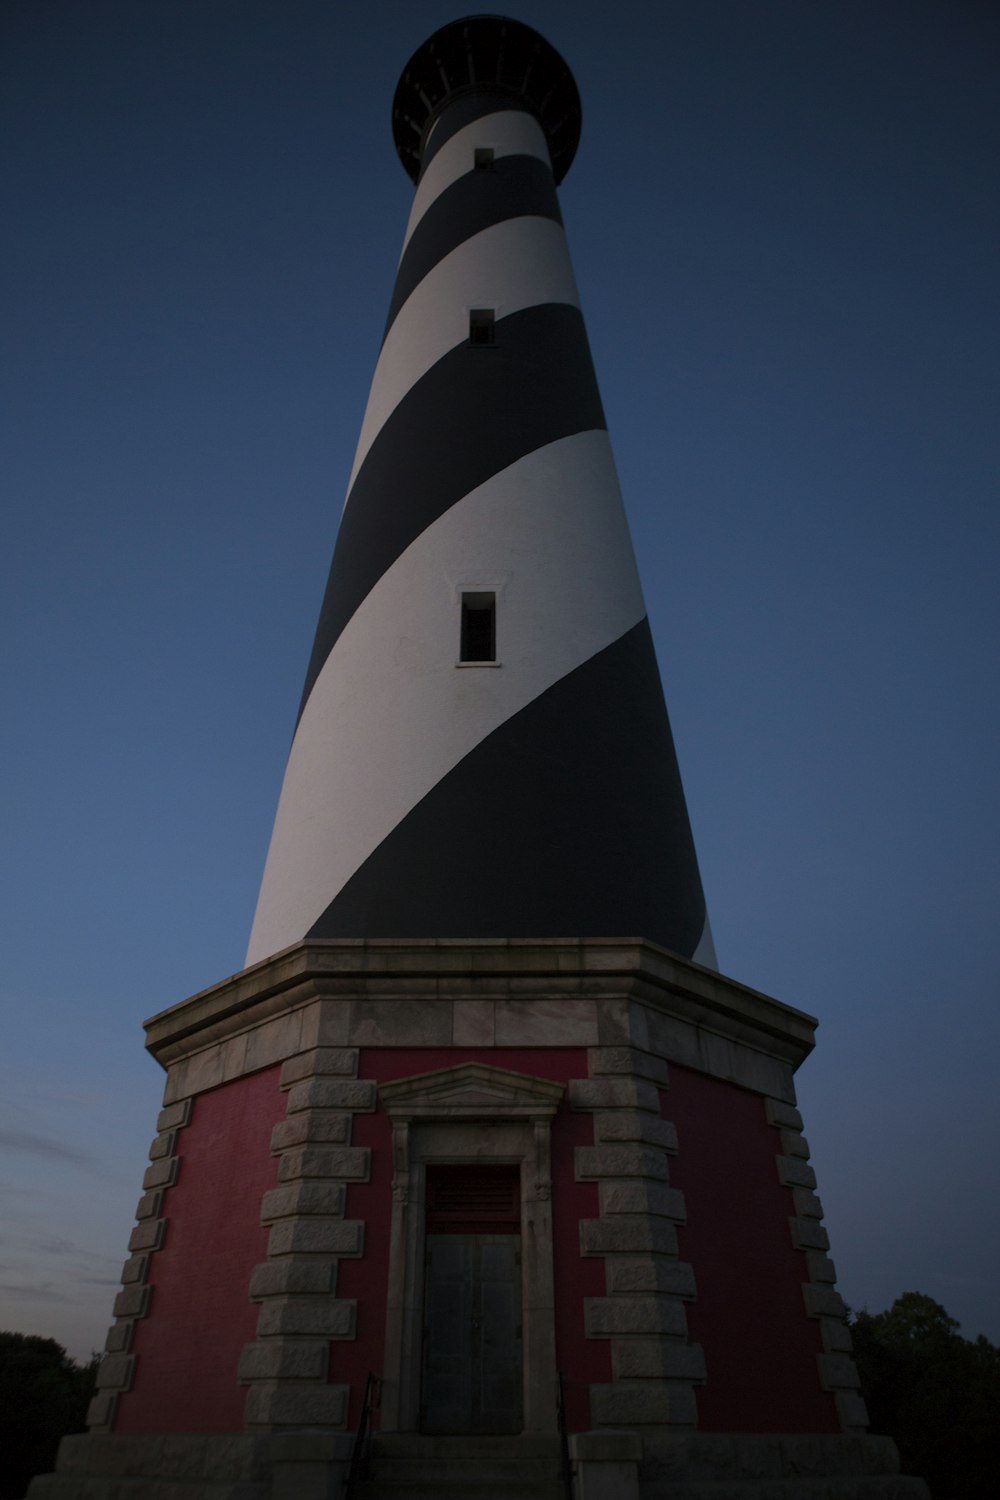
345;215;581;496
246;429;645;965
402;110;551;253
692;918;718;970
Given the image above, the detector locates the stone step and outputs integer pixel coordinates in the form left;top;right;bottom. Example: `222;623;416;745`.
353;1485;564;1500
360;1459;565;1481
368;1435;563;1457
28;1482;268;1500
27;1433;274;1500
644;1481;929;1500
350;1435;568;1500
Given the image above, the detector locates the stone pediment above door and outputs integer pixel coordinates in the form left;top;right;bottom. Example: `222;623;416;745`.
380;1062;564;1121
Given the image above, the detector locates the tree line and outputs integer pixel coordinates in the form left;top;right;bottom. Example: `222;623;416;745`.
0;1332;97;1500
849;1292;999;1499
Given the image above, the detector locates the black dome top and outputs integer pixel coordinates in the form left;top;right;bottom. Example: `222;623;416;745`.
392;15;581;184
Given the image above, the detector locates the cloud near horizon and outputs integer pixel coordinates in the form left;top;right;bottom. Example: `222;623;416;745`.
0;1277;73;1305
0;1128;96;1166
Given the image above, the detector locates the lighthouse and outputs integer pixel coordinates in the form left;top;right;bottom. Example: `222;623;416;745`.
37;17;926;1500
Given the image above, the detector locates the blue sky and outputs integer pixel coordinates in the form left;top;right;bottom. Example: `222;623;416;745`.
2;0;998;1362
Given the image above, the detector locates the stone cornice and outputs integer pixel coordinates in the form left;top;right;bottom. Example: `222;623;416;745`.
144;938;816;1074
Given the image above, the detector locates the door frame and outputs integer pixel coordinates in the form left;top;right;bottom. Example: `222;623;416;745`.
379;1063;565;1434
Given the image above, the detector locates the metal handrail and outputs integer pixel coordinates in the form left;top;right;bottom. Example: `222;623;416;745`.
343;1372;381;1499
557;1370;574;1500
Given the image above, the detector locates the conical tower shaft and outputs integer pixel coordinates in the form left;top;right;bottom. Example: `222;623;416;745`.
247;17;713;967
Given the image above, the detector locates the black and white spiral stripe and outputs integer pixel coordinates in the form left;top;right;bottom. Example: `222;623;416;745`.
246;94;714;968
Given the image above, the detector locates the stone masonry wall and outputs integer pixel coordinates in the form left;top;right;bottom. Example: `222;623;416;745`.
764;1095;868;1432
571;1044;704;1431
239;1046;372;1431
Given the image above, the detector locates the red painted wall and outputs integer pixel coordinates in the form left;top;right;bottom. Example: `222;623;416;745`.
113;1046;614;1435
664;1065;838;1432
339;1048;609;1432
115;1066;283;1433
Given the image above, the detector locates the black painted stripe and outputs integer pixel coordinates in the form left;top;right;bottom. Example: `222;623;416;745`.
298;302;606;720
419;94;538;181
305;620;709;956
385;155;561;339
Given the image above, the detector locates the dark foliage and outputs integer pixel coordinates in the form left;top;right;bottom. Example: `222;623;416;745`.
851;1292;1000;1500
0;1332;97;1500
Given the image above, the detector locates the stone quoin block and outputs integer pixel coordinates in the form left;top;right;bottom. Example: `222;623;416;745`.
590;1380;697;1427
132;1188;163;1221
270;1112;351;1152
580;1215;678;1257
276;1145;370;1182
119;1254;149;1286
802;1283;848;1320
817;1353;863;1391
127;1219;164;1253
610;1337;707;1381
592;1110;678;1150
255;1296;357;1340
102;1322;133;1355
805;1251;839;1284
586;1045;671;1085
147;1130;176;1161
279;1048;359;1086
775;1153;818;1190
575;1144;670;1181
780;1129;811;1160
141;1156;178;1191
568;1076;662;1112
585;1295;688;1338
836;1390;871;1431
248;1259;337;1299
789;1216;831;1252
599;1179;687;1220
285;1078;376;1114
260;1181;346;1222
821;1318;855;1354
112;1284;150;1320
764;1098;804;1131
237;1341;329;1382
94;1353;134;1391
266;1217;364;1258
792;1187;825;1219
604;1254;697;1298
155;1099;192;1133
244;1382;349;1428
84;1392;118;1431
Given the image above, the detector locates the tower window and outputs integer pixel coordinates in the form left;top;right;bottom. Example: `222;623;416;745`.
474;147;495;170
469;308;495;346
460;592;496;662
